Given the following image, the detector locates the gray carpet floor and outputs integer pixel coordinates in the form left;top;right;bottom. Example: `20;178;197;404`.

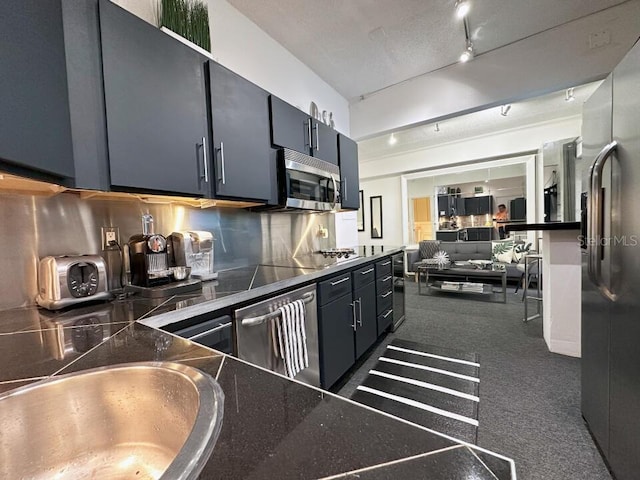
337;281;612;480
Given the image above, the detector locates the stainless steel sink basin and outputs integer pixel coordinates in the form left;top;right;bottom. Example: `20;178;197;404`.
0;362;224;479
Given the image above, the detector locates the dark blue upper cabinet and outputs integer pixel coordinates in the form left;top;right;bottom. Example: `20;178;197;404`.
208;62;272;202
269;95;312;155
269;95;339;165
99;0;209;197
0;0;109;189
338;134;359;210
312;121;338;165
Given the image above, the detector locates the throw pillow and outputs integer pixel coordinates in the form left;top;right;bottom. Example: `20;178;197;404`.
432;250;450;265
419;240;441;260
513;242;532;263
491;239;514;264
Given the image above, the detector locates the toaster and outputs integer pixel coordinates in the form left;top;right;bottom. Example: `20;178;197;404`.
36;255;113;310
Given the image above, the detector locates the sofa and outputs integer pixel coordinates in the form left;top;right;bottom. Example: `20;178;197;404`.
407;240;523;281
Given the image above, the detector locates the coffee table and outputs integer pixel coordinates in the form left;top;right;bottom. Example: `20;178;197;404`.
417;263;507;303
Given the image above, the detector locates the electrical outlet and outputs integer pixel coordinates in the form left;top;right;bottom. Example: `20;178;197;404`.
101;226;120;249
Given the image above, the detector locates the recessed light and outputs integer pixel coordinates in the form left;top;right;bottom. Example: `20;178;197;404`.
388;133;397;145
455;0;471;19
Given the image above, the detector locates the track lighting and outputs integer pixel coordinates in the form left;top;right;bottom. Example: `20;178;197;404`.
565;87;575;102
434;123;440;132
388;133;397;145
455;0;471;19
500;104;511;116
460;43;474;62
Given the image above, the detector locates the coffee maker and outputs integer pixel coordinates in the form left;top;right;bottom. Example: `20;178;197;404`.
128;214;172;287
168;231;218;281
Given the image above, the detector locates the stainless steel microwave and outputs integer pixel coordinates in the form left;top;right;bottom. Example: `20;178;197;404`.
279;148;341;211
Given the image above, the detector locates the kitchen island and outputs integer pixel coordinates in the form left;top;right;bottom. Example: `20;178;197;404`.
0;246;516;479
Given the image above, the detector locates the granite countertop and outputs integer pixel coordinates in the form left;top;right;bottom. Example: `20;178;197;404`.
0;318;515;479
0;244;516;478
504;222;581;232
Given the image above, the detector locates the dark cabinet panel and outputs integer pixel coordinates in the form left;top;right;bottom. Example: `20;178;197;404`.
353;264;375;291
377;308;394;335
438;195;454;216
478;196;494;215
318;293;356;389
312;121;338;164
0;0;74;181
455;197;466;216
510;197;527;221
436;230;459;242
269;96;311;155
317;273;352;306
208;62;271;201
100;0;209;196
464;197;477;215
375;257;392;279
338;134;359;210
354;283;377;359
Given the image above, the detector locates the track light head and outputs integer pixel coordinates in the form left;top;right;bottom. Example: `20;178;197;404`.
455;0;471;19
500;104;511;116
460;42;474;63
565;87;575;102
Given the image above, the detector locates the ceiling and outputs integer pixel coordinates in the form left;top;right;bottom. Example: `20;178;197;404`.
227;0;627;100
358;81;600;161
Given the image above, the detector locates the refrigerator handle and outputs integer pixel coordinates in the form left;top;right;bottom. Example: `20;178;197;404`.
588;140;618;301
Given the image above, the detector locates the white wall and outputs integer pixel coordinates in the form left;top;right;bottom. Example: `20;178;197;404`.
349;1;640;139
112;0;350;135
358;177;404;247
360;115;582;179
356;114;584;248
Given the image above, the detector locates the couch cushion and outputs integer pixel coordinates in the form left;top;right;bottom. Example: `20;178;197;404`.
439;241;492;262
419;240;441;259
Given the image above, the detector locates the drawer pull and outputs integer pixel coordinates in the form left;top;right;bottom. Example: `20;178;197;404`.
361;268;374;275
383;309;393;319
330;277;350;286
381;275;392;282
381;291;392;298
380;261;391;266
188;322;232;340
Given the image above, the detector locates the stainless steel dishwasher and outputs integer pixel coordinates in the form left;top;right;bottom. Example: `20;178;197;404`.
234;284;320;387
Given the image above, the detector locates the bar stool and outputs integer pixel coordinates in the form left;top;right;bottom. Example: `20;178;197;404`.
521;253;542;322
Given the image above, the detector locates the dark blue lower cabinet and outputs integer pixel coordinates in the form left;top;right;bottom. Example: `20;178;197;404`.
318;293;356;389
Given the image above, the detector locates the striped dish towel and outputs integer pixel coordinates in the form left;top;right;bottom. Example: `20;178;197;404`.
272;299;309;378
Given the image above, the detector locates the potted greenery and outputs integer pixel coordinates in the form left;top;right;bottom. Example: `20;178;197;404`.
157;0;211;55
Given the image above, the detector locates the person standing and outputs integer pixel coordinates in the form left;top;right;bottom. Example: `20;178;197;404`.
494;204;509;239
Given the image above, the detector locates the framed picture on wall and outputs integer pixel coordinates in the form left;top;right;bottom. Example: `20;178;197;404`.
370;196;383;239
357;190;365;231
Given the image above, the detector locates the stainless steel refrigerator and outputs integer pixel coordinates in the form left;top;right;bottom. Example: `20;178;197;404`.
581;38;640;480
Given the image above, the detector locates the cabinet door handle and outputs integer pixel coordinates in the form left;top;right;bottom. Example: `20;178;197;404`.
351;301;357;331
361;268;374;275
202;136;209;183
382;290;392;298
306;121;312;148
330;277;349;286
357;298;363;326
314;123;320;151
381;261;391;266
381;275;392;282
343;176;347;201
219;141;226;185
383;309;393;319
